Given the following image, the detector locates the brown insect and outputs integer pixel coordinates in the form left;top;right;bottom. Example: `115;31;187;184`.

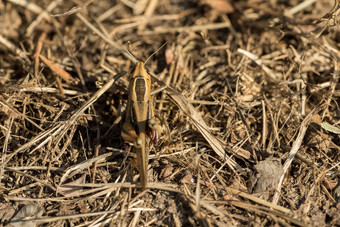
121;61;163;190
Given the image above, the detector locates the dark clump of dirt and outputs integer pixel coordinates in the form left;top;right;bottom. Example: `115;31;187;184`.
0;0;339;226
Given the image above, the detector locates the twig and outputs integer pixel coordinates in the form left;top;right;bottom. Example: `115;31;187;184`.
288;0;317;15
138;0;158;31
20;87;82;96
7;0;43;14
51;0;94;17
34;32;46;77
114;9;195;23
139;22;230;35
272;106;320;204
238;48;278;82
0;34;29;62
2;117;14;154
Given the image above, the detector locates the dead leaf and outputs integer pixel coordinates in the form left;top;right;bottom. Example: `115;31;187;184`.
249;157;283;196
181;171;194;184
199;180;211;187
311;114;322;124
321;176;338;190
321;122;340;134
204;0;234;14
160;164;173;181
307;132;331;151
0;204;15;225
8;204;44;227
58;174;86;197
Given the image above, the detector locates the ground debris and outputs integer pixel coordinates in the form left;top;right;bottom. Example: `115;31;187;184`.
0;0;339;226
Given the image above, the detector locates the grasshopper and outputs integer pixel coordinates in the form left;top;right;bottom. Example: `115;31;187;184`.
121;61;163;190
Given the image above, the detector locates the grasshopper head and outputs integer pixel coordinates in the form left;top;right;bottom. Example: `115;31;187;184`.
132;62;151;80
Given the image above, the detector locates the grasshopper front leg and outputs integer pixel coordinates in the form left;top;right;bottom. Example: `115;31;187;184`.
121;121;142;148
148;84;167;144
148;117;163;144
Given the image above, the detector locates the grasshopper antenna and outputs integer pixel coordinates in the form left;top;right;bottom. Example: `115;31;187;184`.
114;35;138;64
144;42;167;66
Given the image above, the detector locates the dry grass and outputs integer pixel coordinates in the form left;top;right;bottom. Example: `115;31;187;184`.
0;0;340;226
